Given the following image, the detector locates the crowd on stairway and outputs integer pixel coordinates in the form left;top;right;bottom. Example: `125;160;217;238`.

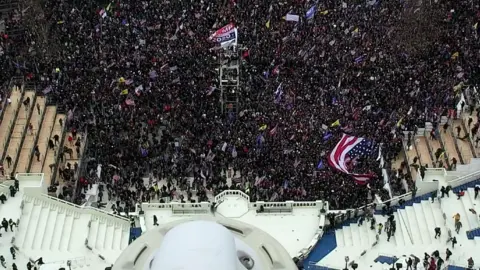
0;0;479;210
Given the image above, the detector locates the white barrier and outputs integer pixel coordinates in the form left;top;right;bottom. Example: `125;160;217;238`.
16;173;47;194
141;189;327;260
448;170;480;187
214;189;250;202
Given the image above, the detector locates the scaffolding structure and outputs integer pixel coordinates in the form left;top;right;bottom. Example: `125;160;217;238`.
218;45;240;116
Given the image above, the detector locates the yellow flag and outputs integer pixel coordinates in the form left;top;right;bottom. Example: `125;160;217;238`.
119;77;125;83
259;124;267;131
330;119;340;127
120;89;128;95
106;3;112;11
57;21;64;24
266;20;271;29
353;27;359;33
451;52;459;60
396;117;403;127
474;22;478;30
320;10;329;15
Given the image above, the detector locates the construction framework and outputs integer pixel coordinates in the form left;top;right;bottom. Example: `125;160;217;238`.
218;45;240;116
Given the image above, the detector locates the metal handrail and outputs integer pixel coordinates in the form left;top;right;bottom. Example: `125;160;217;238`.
27;105;46;172
12;90;36;174
437;125;451;168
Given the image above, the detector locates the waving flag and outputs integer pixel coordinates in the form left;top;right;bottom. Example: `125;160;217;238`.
209;23;238;46
328;134;376;183
306;5;316;19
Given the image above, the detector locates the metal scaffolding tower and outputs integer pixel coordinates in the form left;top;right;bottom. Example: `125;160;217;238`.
219;45;240;116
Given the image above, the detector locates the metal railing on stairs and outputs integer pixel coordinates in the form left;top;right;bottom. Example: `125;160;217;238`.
447;118;465;165
50;108;68;186
12;85;36;174
1;82;24;163
437;126;451;169
423;128;436;166
26;99;46;172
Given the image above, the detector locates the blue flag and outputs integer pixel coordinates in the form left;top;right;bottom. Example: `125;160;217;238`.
306;5;316;19
317;160;324;169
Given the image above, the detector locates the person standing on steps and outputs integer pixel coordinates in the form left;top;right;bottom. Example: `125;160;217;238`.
434;227;441;239
153;215;159;226
22;96;30;111
5;156;11;168
446;248;452;260
475;185;479;199
9;247;15;260
53;134;60;145
455;220;462;234
0;255;6;268
8;219;16;231
1;218;8;232
48;139;54;150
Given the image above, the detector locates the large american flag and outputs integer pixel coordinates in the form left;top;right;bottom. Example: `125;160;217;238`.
327;134;376;184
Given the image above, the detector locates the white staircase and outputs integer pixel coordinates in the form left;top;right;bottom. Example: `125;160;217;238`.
17;195;130;257
412;203;432;244
22;201;41;249
335;228;345;247
50;209;66;250
467;188;480;216
460;190;480;229
342;226;353;246
96;219;107;250
400;207;423;245
31;203;50;249
393;212;407;245
87;216;130;251
113;226;123;249
441;195;472;234
350;224;362;246
16;198;35;247
59;211;75;251
41;205;58;250
88;218;100;248
121;227;129;248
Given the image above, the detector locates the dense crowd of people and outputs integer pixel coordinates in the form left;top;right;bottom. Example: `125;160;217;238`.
1;0;479;210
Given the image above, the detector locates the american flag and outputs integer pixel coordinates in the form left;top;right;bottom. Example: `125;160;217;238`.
327;134;376;184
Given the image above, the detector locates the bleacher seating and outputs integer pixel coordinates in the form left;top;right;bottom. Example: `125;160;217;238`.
0;81;77;196
399;113;479;182
30;106;56;173
41;113;66;186
0;85;22;171
16;96;45;173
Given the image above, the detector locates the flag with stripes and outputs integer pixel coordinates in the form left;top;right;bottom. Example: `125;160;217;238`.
327;134;376;184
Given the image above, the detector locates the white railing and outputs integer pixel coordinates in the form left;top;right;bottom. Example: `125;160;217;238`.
448;170;480;187
142;190;326;261
214;189;250;202
22;184;130;229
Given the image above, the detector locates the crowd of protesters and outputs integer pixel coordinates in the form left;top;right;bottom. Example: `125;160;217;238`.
0;0;479;211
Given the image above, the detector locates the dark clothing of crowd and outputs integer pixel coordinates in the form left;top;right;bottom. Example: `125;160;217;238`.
1;0;480;209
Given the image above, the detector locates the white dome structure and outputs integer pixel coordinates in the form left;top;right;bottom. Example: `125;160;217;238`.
112;217;297;270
